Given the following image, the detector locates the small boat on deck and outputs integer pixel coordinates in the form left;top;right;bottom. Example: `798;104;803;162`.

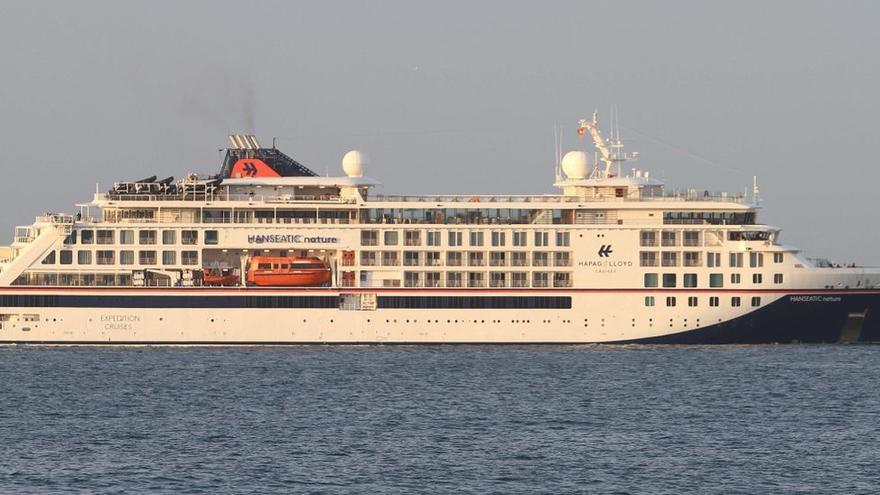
246;256;331;287
203;269;240;286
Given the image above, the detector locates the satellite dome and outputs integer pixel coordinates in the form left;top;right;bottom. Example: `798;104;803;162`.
342;150;366;177
561;150;589;179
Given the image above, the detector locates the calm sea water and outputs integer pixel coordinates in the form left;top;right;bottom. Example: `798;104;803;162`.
1;344;878;494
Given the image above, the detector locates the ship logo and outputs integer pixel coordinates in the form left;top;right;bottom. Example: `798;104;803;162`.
598;244;613;257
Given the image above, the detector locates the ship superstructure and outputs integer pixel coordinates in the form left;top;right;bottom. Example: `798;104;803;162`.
1;117;879;344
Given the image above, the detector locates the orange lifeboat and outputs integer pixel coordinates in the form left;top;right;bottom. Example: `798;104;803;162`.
246;256;331;287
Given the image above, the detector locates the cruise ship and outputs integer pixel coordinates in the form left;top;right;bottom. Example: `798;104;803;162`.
2;114;879;344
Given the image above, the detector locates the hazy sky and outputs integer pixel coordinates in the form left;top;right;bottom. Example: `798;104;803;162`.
1;1;878;263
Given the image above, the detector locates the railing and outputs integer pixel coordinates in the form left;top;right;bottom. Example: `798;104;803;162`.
104;192;355;204
369;190;750;204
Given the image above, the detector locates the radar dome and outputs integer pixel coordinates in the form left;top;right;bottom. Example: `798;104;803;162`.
342;150;366;177
561;150;589;179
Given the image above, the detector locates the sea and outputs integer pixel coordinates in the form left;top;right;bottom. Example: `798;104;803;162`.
0;344;878;494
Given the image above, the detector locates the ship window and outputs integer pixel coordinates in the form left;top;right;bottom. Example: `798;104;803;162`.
162;230;177;245
181;251;197;265
644;273;659;288
683;273;698;288
404;251;420;266
65;231;77;245
553;252;569;267
120;230;134;245
751;297;761;307
666;296;676;307
640;252;658;267
511;272;528;288
534;232;549;247
688;296;698;307
531;272;548;288
729;252;743;268
470;231;484;247
774;273;783;284
182;230;198;245
139;250;156;265
162;251;176;265
426;231;442;246
709;273;723;288
120;251;134;265
645;296;655;307
41;251;56;265
97;250;115;265
749;252;764;268
446;252;462;266
729;231;770;241
448;231;463;247
425;252;441;266
426;272;441;288
96;230;115;245
640;231;658;247
707;252;721;268
404;230;421;246
80;230;94;245
258;263;271;269
59;250;73;265
661;252;679;267
360;251;377;266
662;273;677;288
683;231;701;247
773;252;784;263
77;251;92;265
683;251;701;267
731;296;741;307
532;252;548;267
446;272;463;287
139;230;157;245
753;273;763;284
661;231;677;247
382;252;399;266
512;231;528;247
492;231;506;247
555;232;570;247
730;273;741;284
384;231;398;246
709;296;719;307
205;230;219;245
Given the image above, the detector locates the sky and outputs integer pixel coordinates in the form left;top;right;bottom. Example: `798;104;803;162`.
0;1;878;263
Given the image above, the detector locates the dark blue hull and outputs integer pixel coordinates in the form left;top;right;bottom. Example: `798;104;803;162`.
625;292;880;344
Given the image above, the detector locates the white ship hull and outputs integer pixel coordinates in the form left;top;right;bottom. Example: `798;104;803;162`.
3;288;879;344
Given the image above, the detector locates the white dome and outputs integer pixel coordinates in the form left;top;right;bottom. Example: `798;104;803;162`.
342;150;366;177
561;150;589;179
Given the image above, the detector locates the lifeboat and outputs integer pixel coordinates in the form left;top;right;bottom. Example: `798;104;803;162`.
246;256;331;287
203;269;239;286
